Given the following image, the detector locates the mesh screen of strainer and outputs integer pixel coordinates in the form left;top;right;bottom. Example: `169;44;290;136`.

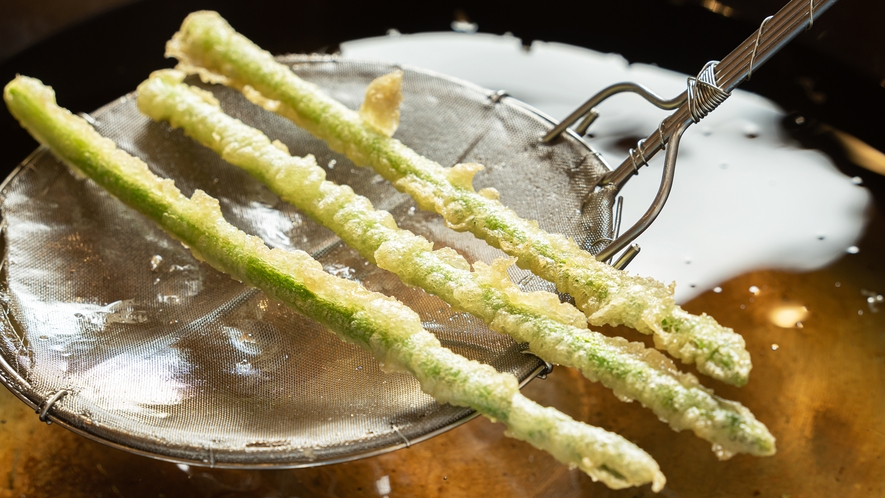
0;57;613;466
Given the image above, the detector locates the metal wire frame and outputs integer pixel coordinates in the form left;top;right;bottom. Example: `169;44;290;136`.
544;0;837;263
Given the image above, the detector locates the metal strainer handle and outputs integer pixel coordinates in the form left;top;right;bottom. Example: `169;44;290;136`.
543;0;837;262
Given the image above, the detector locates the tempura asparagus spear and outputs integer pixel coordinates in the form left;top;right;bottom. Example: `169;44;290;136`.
165;10;752;386
136;69;775;459
4;74;667;491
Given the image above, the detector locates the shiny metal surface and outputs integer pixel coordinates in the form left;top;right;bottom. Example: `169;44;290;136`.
541;82;685;144
0;59;612;466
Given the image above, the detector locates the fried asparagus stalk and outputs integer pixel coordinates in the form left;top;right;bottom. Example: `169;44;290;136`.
166;10;752;386
5;74;668;491
136;69;775;459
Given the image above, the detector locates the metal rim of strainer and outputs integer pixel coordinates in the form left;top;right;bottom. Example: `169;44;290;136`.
0;57;612;468
0;339;551;469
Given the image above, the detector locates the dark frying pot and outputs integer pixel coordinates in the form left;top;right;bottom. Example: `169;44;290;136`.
0;1;883;496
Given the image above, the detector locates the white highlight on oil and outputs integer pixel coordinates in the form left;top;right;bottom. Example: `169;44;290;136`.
342;33;871;303
376;475;391;497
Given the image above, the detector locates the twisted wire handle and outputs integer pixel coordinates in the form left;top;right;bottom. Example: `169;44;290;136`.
598;0;837;191
687;61;731;123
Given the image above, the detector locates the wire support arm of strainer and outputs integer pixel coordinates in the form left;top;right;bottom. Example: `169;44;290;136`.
594;121;689;263
549;0;837;262
597;60;730;194
541;83;686;142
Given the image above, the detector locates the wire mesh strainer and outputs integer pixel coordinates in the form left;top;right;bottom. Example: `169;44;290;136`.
0;0;832;468
0;60;612;466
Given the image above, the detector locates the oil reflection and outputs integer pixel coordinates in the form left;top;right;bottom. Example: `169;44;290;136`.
768;304;808;328
700;0;735;17
74;348;192;418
